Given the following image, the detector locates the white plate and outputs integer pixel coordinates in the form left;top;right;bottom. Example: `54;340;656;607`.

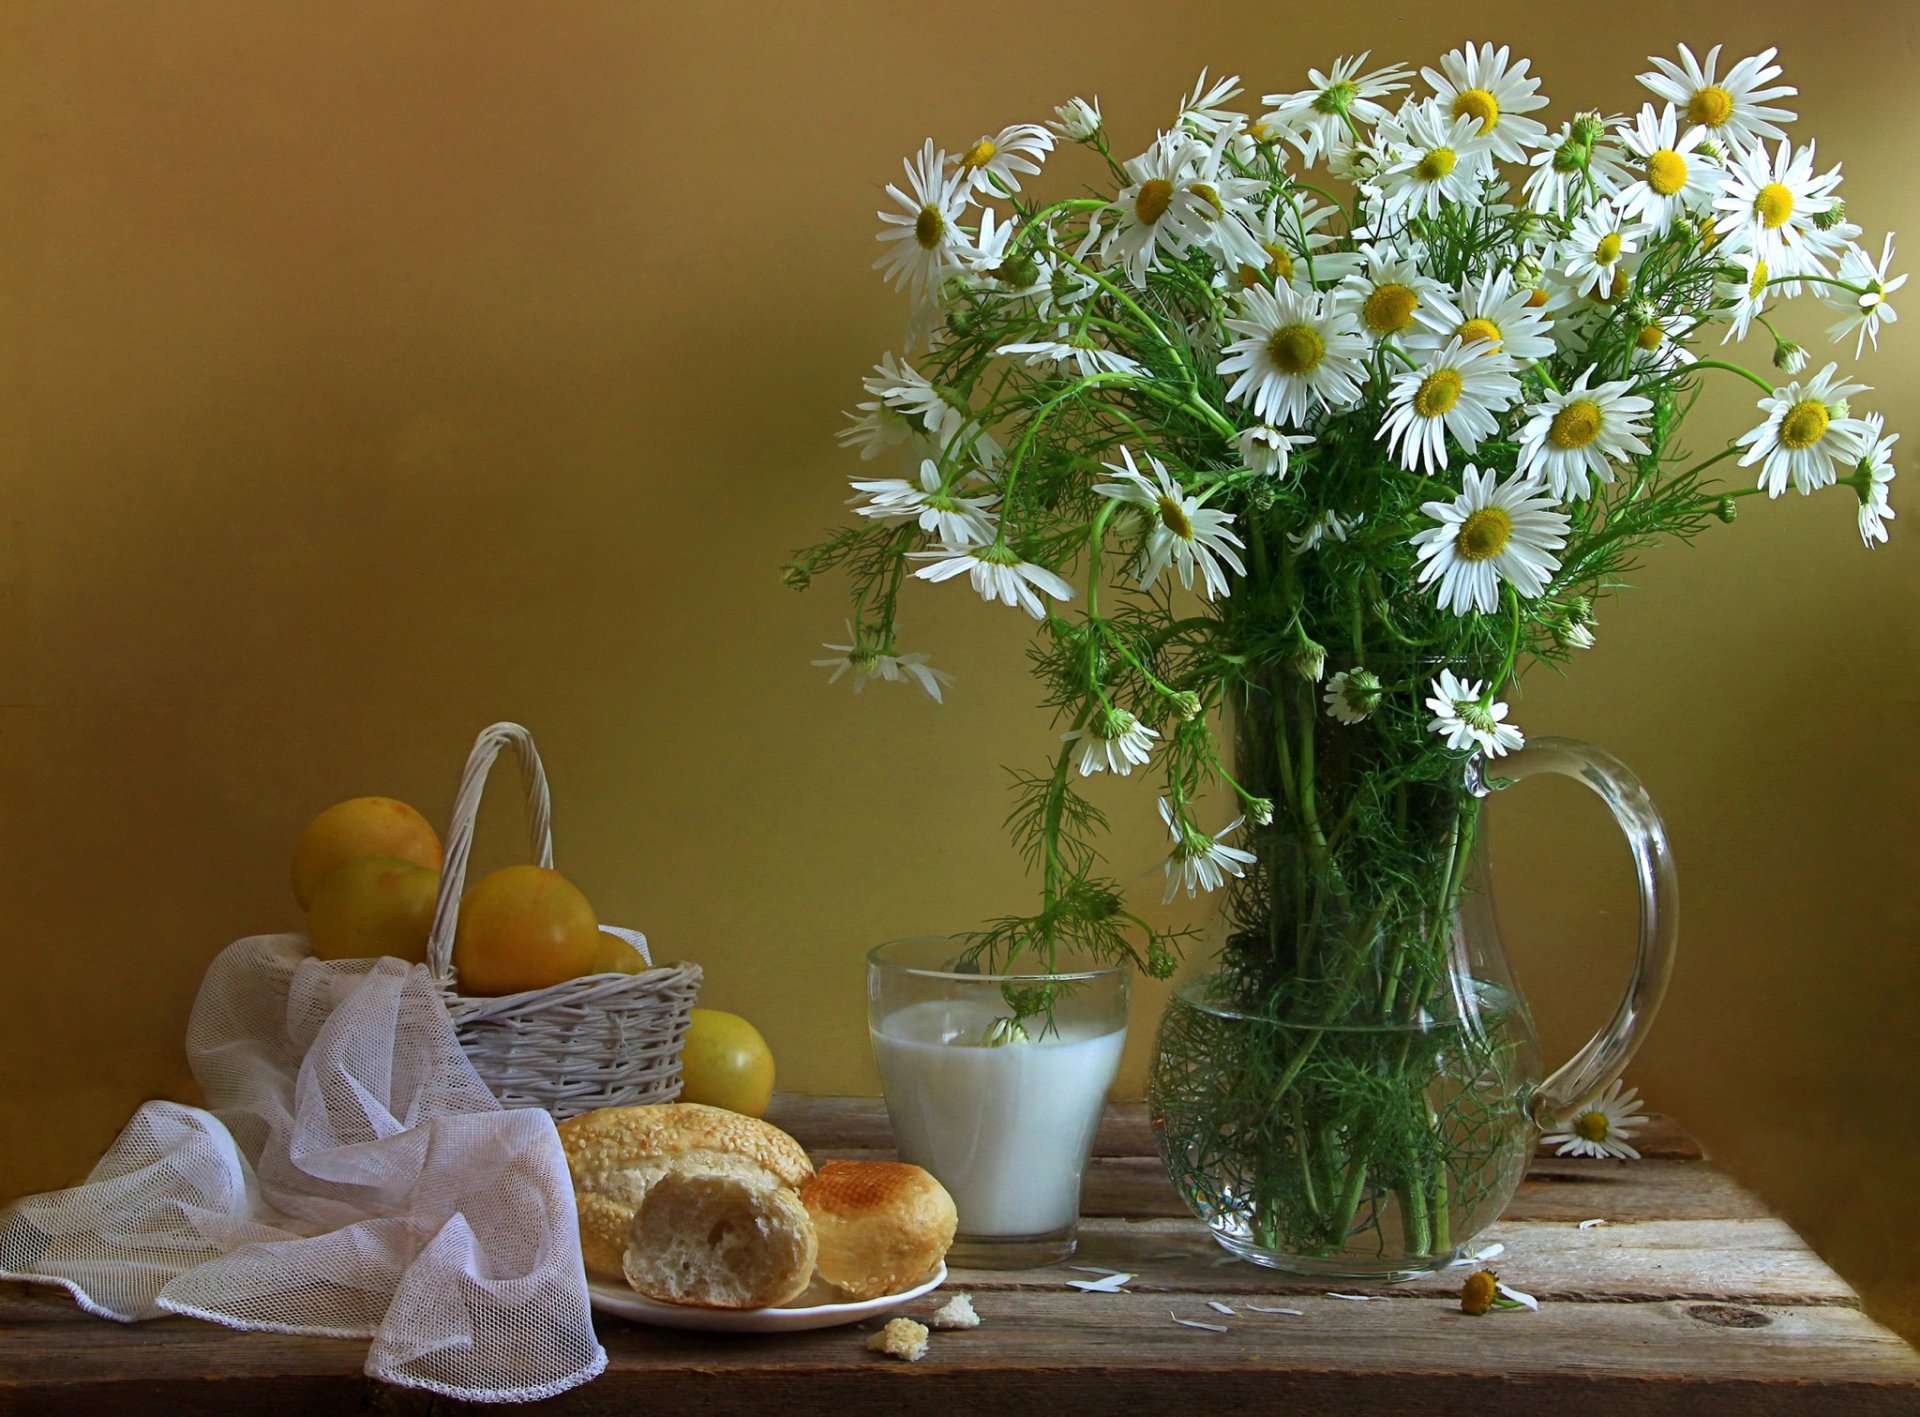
588;1262;948;1333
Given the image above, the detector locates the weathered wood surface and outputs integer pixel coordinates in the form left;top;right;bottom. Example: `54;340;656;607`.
3;1096;1917;1416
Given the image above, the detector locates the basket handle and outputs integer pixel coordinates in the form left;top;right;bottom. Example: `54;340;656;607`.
426;722;556;981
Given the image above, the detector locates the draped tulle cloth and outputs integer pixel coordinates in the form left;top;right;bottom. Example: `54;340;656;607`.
0;935;606;1402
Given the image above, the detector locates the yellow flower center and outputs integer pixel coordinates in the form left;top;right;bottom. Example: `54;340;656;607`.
1780;399;1830;450
1605;267;1629;303
1575;1110;1612;1142
1455;506;1513;561
1418;147;1458;182
1156;495;1194;539
1190;182;1224;220
1646;149;1689;197
1456;316;1503;351
1363;283;1419;334
1755;182;1795;230
1135;178;1174;226
1698;215;1721;253
1688;85;1735;129
915;205;945;250
1526;286;1550;309
1414;368;1465;418
1595;232;1623;265
960;137;999;170
1265;242;1295;281
1748;259;1770;299
1268;323;1327;374
1247;118;1277;144
1452;88;1501;132
1636;324;1666;351
1550;398;1604;450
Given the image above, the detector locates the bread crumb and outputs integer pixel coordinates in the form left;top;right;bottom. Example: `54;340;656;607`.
867;1316;930;1362
930;1292;979;1330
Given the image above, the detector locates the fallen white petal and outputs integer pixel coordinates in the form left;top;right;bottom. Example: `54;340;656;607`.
1246;1305;1305;1315
1578;1218;1609;1230
1067;1265;1125;1276
1447;1242;1506;1268
1207;1301;1236;1316
1325;1292;1386;1302
1495;1281;1540;1311
1171;1314;1230;1333
1067;1272;1135;1293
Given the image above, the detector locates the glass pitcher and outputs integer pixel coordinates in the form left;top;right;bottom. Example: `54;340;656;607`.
1147;736;1677;1279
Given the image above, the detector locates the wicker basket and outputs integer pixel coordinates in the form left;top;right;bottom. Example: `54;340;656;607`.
425;721;701;1118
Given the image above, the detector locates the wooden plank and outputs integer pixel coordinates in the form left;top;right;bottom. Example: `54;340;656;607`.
764;1095;1705;1162
5;1287;1918;1416
944;1215;1861;1306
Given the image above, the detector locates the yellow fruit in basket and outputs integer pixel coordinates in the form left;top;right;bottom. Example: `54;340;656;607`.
591;930;647;975
292;797;443;910
678;1009;775;1118
452;864;601;996
306;856;442;964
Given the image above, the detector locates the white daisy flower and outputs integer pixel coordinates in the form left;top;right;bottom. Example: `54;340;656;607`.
1230;198;1353;292
1420;42;1550;164
1374;100;1497;220
849;459;999;547
1735;361;1874;497
1260;53;1413;166
1542;1079;1647;1160
813;623;954;703
1515;367;1654;502
1288;508;1358;553
1717;252;1774;344
1822;234;1906;357
1561;200;1640;300
1104;130;1216;286
1614;104;1717;233
1424;669;1524;757
1338;243;1461;346
1854;413;1899;547
1158;798;1257;903
875;139;976;305
1523;121;1632;214
838;353;945;460
1626;309;1698;373
1049;96;1102;143
1219;283;1369;428
1093;446;1247;599
1378;339;1521;475
1637;45;1796;157
1714;140;1843;279
997;330;1143;378
1234;425;1313;478
1179;130;1271;272
1412;465;1569;615
1063;706;1161;777
1323;667;1382;725
962;208;1051;297
909;542;1075;618
1406;270;1556;364
951;123;1054;196
1177;69;1244;138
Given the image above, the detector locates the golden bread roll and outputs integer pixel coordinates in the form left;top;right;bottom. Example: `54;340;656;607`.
801;1159;957;1300
558;1103;814;1279
620;1161;818;1309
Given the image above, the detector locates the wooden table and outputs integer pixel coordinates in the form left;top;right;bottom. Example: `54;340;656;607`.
4;1096;1918;1414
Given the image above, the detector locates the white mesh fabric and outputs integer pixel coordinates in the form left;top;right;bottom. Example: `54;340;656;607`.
0;934;606;1402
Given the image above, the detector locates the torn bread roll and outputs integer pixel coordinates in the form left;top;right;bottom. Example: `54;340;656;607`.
802;1160;957;1300
559;1102;815;1279
621;1159;818;1309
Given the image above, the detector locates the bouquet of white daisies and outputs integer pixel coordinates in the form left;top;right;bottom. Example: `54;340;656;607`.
788;45;1902;1010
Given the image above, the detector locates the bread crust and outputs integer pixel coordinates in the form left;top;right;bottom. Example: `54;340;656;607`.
559;1104;815;1278
801;1160;957;1301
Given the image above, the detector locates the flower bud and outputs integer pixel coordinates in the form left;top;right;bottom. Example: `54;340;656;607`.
1551;616;1596;651
781;562;813;591
1713;496;1739;523
1571;112;1606;147
1290;637;1327;683
1814;199;1848;231
1773;340;1808;373
1170;690;1203;722
1050;96;1102;142
1246;796;1275;827
1146;941;1177;979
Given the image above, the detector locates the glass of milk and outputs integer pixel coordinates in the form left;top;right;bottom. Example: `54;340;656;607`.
867;938;1128;1268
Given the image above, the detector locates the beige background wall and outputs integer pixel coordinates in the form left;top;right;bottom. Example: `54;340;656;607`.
2;0;1916;1340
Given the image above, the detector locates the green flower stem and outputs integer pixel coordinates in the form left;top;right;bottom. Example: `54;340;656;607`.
1675;444;1747;482
1691;358;1778;394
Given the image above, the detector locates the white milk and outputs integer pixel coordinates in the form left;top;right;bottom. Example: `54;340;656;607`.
871;1001;1126;1237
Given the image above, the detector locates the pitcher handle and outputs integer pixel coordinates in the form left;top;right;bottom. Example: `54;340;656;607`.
1476;736;1678;1130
